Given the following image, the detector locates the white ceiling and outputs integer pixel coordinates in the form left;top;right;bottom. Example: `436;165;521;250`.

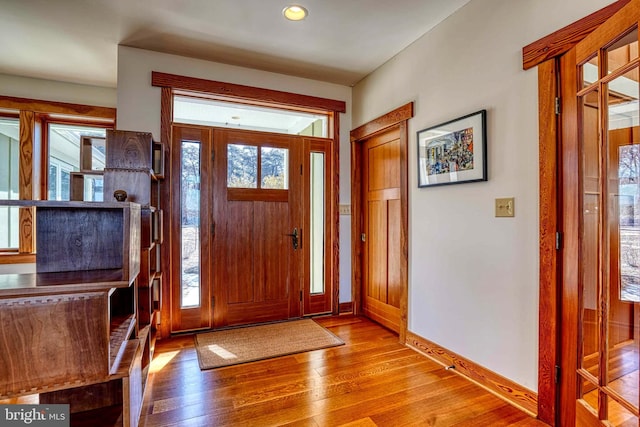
0;0;471;88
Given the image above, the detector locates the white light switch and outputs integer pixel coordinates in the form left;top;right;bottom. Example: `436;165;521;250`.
339;204;351;215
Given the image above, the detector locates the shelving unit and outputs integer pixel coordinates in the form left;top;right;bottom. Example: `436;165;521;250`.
102;129;164;397
0;201;142;425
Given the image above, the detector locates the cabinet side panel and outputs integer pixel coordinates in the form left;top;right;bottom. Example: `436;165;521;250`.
36;208;124;273
0;292;109;398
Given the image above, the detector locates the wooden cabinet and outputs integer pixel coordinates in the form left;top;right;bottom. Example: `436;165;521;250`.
0;201;143;425
103;129;164;396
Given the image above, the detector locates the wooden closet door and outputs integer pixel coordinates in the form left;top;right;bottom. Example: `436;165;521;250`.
361;126;402;333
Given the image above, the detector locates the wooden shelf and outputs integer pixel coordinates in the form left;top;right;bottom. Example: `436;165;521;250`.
109;315;137;374
0;270;133;297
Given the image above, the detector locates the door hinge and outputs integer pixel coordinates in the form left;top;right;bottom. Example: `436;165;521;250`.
300;164;303;175
555;231;563;250
300;290;303;302
211;296;215;307
555;97;561;115
211;222;216;235
555;365;561;384
361;233;366;242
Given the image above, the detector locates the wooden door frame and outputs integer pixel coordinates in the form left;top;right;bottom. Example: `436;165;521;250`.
154;74;346;338
523;1;632;424
350;102;413;343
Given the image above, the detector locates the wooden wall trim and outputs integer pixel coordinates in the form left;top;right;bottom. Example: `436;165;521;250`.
522;0;631;70
406;331;539;417
151;71;346;113
0;254;35;264
158;87;172;340
537;59;559;426
350;102;414;142
338;302;353;313
332;113;341;315
18;111;35;253
0;96;116;119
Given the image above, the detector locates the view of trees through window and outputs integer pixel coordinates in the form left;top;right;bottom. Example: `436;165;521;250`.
619;143;640;302
227;144;288;189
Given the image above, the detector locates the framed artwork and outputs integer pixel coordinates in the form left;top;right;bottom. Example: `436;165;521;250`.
417;110;487;187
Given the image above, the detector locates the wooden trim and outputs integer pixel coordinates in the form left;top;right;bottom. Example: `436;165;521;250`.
18;111;35;254
537;59;559;426
559;48;581;427
159;87;172;340
350;102;414;142
332;112;341;315
398;120;409;344
151;72;346;113
576;0;640;64
350;139;363;316
406;331;538;417
522;0;632;70
0;254;36;264
350;102;413;341
0;96;116;119
338;302;353;313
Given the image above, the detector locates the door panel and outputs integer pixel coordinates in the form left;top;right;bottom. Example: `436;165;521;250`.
212;129;303;327
560;2;640;424
362;127;402;332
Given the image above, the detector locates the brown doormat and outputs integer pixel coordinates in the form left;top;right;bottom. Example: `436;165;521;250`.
194;319;344;370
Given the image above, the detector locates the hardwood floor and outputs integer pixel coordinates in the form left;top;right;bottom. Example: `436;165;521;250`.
139;315;545;426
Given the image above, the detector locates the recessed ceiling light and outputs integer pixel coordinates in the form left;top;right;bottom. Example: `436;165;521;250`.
283;5;308;21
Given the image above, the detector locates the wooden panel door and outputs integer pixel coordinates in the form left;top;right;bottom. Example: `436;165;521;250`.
212;129;303;327
560;2;640;424
361;127;402;332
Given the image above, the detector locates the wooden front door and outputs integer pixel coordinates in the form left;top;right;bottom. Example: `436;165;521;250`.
560;1;640;424
361;126;403;333
211;128;304;327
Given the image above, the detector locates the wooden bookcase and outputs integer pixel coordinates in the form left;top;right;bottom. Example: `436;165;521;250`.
0;201;144;426
102;129;164;395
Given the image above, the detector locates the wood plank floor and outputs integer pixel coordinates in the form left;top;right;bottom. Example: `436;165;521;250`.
139;315;546;426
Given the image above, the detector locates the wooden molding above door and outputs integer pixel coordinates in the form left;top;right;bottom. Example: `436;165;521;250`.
350;102;413;343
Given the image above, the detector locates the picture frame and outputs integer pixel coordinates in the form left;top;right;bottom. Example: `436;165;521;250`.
417;110;487;187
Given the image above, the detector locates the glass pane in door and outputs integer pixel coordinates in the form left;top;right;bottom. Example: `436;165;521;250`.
606;27;638;74
310;152;325;294
581;88;602;382
606;68;639;414
181;141;201;308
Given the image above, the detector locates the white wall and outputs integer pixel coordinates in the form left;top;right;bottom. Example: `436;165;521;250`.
117;46;354;302
0;73;116;107
352;0;613;391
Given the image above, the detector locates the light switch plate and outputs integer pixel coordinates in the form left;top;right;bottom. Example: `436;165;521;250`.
339;204;351;215
495;197;515;217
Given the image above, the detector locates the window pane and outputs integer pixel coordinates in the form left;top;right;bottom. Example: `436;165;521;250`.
48;123;107;200
606;27;638;75
261;147;288;189
580;88;601;380
181;141;201;308
582;55;599;88
228;144;258;188
174;95;328;137
0;117;20;249
310;152;325;294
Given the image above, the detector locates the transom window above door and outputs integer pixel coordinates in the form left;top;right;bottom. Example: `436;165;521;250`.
173;95;328;137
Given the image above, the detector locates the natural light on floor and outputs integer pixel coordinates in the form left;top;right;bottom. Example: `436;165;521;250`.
206;344;238;360
149;350;180;374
